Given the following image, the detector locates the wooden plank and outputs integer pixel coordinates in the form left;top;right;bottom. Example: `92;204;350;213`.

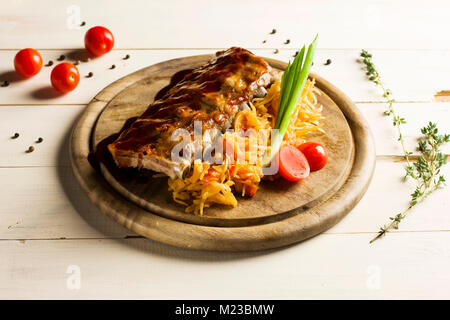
1;102;448;168
331;159;450;234
358;102;450;155
1;49;450;105
0;105;83;167
0;166;132;240
0;160;448;240
1;232;450;299
323;49;450;103
1;0;450;50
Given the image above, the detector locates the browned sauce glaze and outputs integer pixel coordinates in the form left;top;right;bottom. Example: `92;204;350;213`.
108;47;272;160
88;117;152;183
89;68;212;180
88;69;197;179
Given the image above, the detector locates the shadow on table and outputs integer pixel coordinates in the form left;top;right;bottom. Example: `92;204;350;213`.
0;70;27;84
56;118;300;262
64;48;92;62
30;86;65;100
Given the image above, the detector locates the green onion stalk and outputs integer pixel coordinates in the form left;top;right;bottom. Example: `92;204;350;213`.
262;35;318;166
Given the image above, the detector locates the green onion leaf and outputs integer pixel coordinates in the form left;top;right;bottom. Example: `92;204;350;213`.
263;34;318;166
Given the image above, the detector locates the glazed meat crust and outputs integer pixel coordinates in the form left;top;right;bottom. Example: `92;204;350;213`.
108;47;274;178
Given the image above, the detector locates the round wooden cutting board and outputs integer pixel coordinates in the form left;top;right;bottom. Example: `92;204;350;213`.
70;54;376;251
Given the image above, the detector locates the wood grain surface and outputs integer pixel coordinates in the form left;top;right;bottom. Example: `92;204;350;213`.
70;54;375;251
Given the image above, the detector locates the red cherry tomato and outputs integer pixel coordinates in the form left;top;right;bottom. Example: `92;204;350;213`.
278;145;310;182
50;63;80;93
84;26;114;56
298;142;328;171
14;48;43;78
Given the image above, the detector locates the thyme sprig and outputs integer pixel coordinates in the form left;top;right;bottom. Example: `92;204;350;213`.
360;49;450;243
360;50;412;167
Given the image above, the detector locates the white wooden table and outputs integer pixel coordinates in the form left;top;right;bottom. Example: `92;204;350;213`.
1;0;450;299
